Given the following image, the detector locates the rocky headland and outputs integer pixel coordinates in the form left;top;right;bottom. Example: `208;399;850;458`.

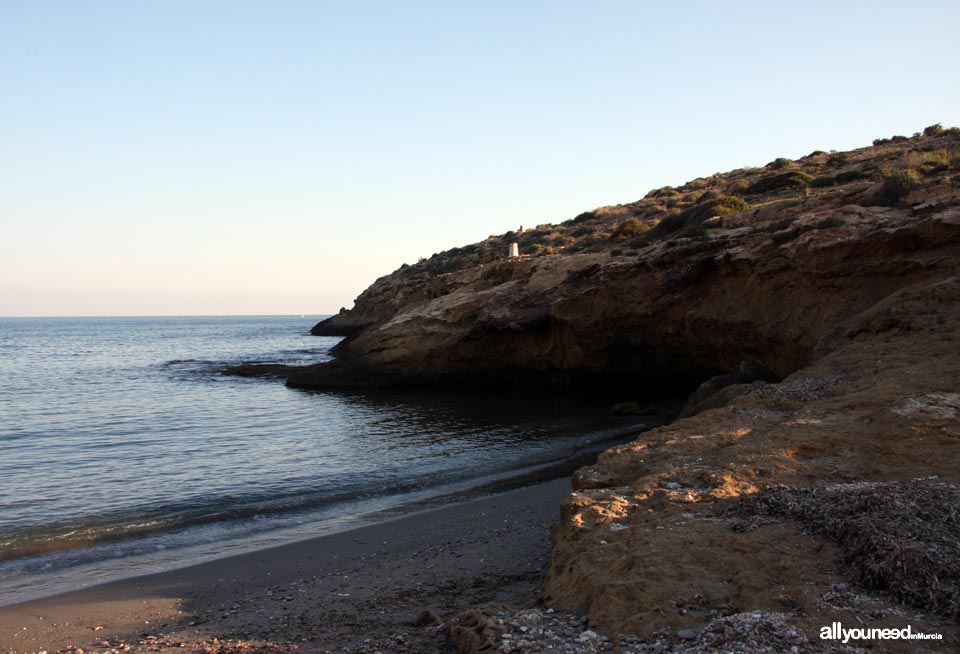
228;127;960;652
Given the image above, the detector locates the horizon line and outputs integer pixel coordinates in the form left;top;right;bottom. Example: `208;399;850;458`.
0;313;335;320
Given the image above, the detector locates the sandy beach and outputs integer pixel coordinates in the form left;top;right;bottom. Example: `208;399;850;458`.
0;478;573;654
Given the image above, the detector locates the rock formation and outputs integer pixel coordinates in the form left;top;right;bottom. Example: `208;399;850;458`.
232;128;960;649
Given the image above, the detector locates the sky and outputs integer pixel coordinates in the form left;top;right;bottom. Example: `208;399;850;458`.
2;1;958;317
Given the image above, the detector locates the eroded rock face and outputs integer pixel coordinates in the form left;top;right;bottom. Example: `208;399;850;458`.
544;275;960;646
254;137;960;647
295;204;959;395
299;182;959;649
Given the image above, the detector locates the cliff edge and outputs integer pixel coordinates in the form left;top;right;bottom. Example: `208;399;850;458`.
237;127;960;650
284;129;960;397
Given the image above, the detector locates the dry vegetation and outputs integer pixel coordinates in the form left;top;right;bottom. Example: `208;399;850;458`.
732;481;960;621
392;124;960;282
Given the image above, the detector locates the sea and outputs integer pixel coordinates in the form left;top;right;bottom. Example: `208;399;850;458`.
0;315;656;605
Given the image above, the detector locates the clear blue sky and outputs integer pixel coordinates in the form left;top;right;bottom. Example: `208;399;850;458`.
2;1;958;316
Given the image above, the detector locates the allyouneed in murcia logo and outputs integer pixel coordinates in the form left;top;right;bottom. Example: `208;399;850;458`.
821;622;943;643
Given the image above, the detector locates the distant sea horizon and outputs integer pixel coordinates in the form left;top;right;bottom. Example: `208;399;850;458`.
0;313;333;319
0;315;644;605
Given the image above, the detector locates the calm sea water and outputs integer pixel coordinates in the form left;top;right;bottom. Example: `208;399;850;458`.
0;316;643;604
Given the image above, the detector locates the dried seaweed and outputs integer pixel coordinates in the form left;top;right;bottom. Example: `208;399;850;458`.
732;481;960;620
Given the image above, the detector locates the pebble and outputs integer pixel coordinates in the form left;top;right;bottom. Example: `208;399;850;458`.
481;608;862;653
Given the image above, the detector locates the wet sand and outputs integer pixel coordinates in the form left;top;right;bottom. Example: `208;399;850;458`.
0;478;572;654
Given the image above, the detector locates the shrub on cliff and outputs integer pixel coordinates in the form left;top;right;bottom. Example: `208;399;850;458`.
916;150;950;175
745;171;814;195
923;123;944;137
611;218;650;238
640;195;748;242
873;168;920;206
810;175;836;188
645;211;686;238
646;185;679;199
685;194;749;221
766;157;794;170
727;179;749;195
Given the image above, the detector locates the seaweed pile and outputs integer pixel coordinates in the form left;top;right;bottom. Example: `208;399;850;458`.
732;481;960;620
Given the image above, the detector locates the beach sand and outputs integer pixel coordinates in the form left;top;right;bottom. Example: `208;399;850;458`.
0;478;572;654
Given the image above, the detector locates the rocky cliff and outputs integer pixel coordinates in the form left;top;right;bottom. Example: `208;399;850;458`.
233;127;960;650
239;130;960;396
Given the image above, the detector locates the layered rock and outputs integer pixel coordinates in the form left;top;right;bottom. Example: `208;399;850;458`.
235;130;960;648
289;200;959;395
543;271;960;647
286;132;960;397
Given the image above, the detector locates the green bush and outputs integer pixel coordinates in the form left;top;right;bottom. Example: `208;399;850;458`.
640;195;748;242
923;123;944;137
873;138;891;146
767;157;794;169
891;135;909;143
710;194;750;215
745;171;815;194
873;168;920;206
835;170;865;183
648;186;679;198
647;212;686;236
611;218;650;238
727;179;749;195
811;175;836;188
917;150;950;175
681;194;749;222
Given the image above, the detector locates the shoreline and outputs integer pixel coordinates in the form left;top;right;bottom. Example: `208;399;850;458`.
0;415;668;611
0;477;574;654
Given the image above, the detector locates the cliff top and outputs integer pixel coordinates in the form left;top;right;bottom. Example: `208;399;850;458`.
316;123;960;337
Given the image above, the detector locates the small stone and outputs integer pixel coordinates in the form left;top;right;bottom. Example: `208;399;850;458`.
677;629;697;640
414;609;442;627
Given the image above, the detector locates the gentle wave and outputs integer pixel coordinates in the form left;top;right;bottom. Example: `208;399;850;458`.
0;315;667;604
